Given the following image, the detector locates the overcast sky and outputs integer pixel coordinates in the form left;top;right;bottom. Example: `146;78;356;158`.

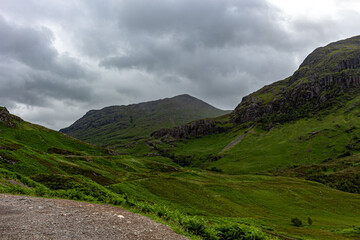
1;0;360;130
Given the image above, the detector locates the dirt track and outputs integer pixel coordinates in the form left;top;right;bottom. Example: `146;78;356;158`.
0;194;188;240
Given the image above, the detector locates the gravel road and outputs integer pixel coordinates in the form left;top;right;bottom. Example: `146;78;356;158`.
0;194;189;240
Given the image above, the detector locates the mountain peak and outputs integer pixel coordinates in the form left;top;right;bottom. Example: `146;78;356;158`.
173;94;192;98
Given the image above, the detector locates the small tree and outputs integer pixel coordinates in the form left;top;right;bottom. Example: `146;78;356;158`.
291;217;303;227
307;217;313;225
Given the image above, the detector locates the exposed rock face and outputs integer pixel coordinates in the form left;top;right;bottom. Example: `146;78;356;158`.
0;108;11;122
231;35;360;124
0;107;21;127
151;119;225;139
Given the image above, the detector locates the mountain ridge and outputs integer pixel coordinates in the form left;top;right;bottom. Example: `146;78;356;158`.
231;35;360;125
60;94;230;146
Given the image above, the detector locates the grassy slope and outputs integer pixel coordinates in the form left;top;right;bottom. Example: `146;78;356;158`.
1;114;360;239
163;95;360;175
110;172;360;240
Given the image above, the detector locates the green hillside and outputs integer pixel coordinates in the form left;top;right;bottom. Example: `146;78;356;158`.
60;94;230;146
1;108;359;239
149;36;360;194
2;36;360;240
152;95;360;192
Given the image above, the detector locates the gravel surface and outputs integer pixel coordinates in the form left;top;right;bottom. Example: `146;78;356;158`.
0;194;189;240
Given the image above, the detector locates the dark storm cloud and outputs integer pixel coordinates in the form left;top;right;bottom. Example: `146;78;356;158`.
0;15;93;108
0;16;56;70
116;0;288;48
98;0;299;108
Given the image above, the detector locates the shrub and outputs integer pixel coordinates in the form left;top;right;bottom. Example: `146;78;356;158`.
209;167;223;173
307;217;313;225
185;219;207;235
35;185;49;196
216;224;267;240
183;218;217;239
291;217;303;227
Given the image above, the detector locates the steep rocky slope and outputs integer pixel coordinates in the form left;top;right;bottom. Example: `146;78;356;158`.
153;36;360;139
61;94;230;146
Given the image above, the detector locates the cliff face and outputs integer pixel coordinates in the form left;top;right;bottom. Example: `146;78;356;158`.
231;36;360;124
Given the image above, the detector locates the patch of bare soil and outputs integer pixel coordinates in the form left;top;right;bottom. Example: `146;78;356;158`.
0;194;189;240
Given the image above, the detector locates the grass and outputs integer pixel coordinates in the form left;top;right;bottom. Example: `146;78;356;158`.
108;171;360;239
1;107;360;239
158;96;360;177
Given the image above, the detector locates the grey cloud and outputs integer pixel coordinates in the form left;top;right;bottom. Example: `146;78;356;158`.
0;14;95;117
0;62;93;107
117;0;288;48
99;0;298;90
0;16;57;70
0;16;89;79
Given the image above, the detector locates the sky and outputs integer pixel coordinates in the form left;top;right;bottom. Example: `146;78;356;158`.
0;0;360;130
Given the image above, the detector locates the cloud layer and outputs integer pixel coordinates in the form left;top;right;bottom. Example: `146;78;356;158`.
0;0;359;129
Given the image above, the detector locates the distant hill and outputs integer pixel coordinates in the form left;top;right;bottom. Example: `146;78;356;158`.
60;94;230;146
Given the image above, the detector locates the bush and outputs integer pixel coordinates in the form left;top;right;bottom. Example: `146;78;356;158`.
307;217;313;225
291;217;303;227
216;224;267;240
185;219;207;236
209;167;223;173
35;185;49;196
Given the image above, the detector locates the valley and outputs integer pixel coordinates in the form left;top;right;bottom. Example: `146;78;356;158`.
1;36;360;240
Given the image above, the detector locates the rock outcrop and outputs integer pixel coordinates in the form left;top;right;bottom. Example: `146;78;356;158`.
0;107;21;127
151;119;226;139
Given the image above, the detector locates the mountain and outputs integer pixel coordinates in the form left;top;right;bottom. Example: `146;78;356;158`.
150;36;360;193
1;107;360;240
153;36;360;140
60;94;230;146
231;35;360;126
